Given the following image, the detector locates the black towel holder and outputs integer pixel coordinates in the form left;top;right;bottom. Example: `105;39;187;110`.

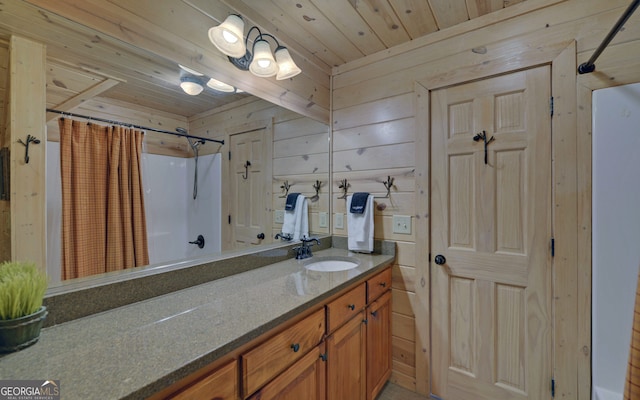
337;179;350;199
279;180;292;198
374;176;394;199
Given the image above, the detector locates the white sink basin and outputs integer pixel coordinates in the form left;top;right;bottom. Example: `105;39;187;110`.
304;256;360;272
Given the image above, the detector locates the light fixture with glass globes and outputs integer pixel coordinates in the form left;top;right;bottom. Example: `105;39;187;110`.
208;15;302;80
178;65;243;96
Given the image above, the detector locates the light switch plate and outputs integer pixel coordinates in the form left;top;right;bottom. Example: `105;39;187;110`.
335;213;344;229
274;210;285;224
319;212;328;228
393;215;412;234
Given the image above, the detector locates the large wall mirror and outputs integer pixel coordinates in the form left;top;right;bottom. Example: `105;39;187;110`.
0;1;330;287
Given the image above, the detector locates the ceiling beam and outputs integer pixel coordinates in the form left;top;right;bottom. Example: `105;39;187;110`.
47;78;121;122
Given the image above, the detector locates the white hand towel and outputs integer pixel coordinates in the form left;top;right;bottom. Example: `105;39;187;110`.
282;195;309;241
347;194;374;252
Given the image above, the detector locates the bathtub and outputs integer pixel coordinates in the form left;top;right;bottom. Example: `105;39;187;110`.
593;386;621;400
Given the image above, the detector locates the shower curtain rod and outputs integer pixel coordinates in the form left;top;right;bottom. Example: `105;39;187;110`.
578;0;640;74
46;108;225;145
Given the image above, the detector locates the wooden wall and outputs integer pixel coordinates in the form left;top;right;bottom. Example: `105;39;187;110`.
189;98;330;250
0;40;9;261
331;0;640;398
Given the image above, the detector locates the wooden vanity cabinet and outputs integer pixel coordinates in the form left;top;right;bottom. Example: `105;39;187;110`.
326;309;367;400
248;343;326;400
159;265;392;400
366;290;392;400
325;282;367;400
242;308;325;397
366;268;392;400
167;359;237;400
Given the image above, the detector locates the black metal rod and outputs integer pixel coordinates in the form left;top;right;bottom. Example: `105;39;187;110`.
46;108;225;145
578;0;640;74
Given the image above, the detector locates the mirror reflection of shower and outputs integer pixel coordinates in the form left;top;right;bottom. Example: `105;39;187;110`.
178;127;205;200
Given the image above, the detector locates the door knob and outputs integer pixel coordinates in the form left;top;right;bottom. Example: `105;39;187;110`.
257;233;265;240
434;254;446;265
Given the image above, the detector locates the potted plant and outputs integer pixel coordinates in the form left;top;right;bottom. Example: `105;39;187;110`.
0;261;48;353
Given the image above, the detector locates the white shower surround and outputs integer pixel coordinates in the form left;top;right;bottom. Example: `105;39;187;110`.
46;143;222;284
592;82;640;400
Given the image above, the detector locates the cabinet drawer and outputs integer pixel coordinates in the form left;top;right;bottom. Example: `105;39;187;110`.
367;267;391;303
169;360;237;400
242;308;325;398
326;283;366;333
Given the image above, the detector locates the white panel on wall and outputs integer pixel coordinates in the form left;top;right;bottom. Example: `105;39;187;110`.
592;82;640;399
142;153;189;265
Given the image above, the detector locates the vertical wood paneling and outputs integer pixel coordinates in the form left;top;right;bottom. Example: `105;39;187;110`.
0;43;8;261
576;82;593;400
551;41;578;399
8;36;46;269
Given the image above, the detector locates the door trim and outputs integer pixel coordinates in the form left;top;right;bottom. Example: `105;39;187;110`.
414;42;583;398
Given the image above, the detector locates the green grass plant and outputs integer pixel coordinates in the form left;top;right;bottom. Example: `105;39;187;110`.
0;261;48;320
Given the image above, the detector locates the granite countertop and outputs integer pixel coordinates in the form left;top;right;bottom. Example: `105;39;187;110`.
0;247;394;399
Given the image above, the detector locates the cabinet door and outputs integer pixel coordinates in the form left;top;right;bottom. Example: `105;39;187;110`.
242;308;325;396
248;344;326;400
326;311;366;400
366;290;392;400
169;360;237;400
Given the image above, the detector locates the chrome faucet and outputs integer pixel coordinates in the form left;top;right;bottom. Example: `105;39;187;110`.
292;236;320;259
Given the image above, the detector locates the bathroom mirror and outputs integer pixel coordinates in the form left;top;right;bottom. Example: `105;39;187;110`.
0;1;330;286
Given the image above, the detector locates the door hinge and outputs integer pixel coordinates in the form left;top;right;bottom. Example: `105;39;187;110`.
551;378;555;397
550;96;554;117
551;238;555;257
228;151;231;160
228;215;231;224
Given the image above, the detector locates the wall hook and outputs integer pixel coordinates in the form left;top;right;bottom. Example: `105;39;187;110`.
242;160;251;179
279;180;292;198
310;180;322;202
337;178;350;199
473;130;495;165
17;135;40;164
375;176;395;198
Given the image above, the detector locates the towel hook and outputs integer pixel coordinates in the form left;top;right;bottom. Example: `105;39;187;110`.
337;178;350;199
310;180;322;202
17;135;41;164
472;130;495;165
374;176;395;199
242;160;251;179
279;180;292;198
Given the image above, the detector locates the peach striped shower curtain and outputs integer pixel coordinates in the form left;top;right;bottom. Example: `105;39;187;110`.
59;118;149;280
625;265;640;399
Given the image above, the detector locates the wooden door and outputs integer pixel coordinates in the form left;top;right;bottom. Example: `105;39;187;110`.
430;67;552;399
248;344;326;400
366;290;392;400
326;311;366;400
229;128;269;248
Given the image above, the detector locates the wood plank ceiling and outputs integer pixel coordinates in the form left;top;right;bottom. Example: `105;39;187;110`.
2;0;526;119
